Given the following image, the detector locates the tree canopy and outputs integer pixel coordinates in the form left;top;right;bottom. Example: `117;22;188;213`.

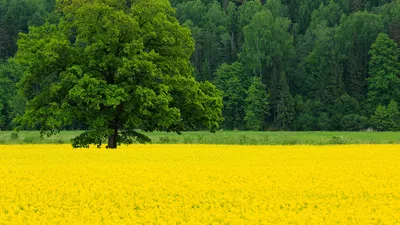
13;0;223;148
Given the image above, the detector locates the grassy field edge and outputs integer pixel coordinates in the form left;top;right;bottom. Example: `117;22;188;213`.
1;130;400;145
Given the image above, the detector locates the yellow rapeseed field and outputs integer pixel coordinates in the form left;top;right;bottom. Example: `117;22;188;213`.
0;144;399;224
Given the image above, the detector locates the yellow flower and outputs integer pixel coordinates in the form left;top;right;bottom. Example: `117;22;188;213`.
0;144;399;224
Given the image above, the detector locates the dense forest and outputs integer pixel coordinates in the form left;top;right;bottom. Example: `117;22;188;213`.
1;0;400;131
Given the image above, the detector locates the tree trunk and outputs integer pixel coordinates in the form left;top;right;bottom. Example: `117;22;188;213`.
107;127;118;149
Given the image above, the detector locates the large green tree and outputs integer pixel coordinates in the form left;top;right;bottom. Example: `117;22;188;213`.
14;0;223;148
367;33;400;110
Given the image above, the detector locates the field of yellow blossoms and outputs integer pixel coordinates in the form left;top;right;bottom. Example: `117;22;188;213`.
0;144;400;224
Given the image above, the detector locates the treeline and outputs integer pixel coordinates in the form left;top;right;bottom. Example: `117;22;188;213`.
1;0;400;131
0;0;55;129
171;0;400;131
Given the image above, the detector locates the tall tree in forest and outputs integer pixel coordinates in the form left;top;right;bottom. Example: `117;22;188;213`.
303;25;343;103
241;8;293;126
294;1;344;101
275;72;294;130
367;33;400;110
214;62;247;130
225;2;239;63
281;0;302;23
202;1;228;78
175;0;207;79
176;0;228;81
175;0;207;26
14;0;223;148
298;0;326;33
264;0;289;18
309;1;344;29
335;12;383;101
237;0;264;50
245;76;269;130
241;9;293;78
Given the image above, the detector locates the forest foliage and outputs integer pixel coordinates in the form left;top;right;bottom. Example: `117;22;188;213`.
1;0;400;132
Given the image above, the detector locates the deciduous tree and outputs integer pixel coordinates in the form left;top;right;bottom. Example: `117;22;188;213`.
14;0;223;148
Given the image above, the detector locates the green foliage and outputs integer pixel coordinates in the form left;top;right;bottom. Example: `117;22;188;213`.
0;59;24;130
301;23;343;103
264;0;289;18
294;113;316;131
340;114;367;131
176;0;230;80
0;0;51;59
3;130;400;145
379;1;400;44
241;8;294;129
23;135;40;143
214;62;247;130
333;93;361;115
241;9;293;77
274;72;294;130
367;33;400;110
244;77;269;131
298;0;326;33
371;100;400;131
317;112;332;130
14;0;223;148
176;0;207;26
309;1;344;28
10;132;19;140
329;136;345;144
0;62;12;129
293;96;323;130
329;93;364;130
2;0;400;133
335;11;383;100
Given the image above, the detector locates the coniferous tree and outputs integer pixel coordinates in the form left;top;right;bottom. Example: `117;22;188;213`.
275;72;294;130
245;76;269;130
